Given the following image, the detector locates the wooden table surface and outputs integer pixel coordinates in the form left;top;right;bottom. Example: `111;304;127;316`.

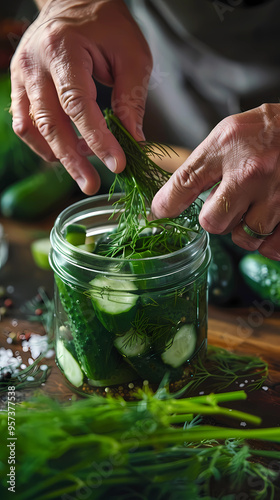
0;204;279;431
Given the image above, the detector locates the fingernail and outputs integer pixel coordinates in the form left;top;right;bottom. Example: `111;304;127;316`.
136;124;145;141
104;155;117;173
76;176;86;191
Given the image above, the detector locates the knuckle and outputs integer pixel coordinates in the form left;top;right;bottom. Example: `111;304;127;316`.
152;195;169;218
239;157;266;181
36;117;57;142
60;90;85;121
176;165;202;195
215;116;240;145
43;36;59;64
42;23;69;63
259;102;272;118
17;49;33;74
12;118;29;139
130;99;146;116
199;213;227;234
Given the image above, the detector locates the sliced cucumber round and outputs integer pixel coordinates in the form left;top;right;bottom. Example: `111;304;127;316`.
114;330;149;357
89;276;138;333
56;339;84;387
161;323;197;368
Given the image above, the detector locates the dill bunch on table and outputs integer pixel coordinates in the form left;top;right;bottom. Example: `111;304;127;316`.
1;385;279;500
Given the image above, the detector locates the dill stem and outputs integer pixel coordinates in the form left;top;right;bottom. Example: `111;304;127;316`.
108;112;144;155
166;413;194;424
249;449;280;460
121;427;280;451
166;404;261;425
107;112;166;174
171;390;248;405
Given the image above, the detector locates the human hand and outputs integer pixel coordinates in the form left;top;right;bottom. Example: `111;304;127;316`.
152;104;280;260
10;0;152;194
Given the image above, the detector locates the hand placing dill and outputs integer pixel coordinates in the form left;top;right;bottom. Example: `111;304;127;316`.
102;108;200;257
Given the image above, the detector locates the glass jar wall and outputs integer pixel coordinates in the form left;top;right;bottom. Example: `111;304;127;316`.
49;195;211;398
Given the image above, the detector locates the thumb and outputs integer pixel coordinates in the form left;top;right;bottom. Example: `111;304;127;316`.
111;62;152;141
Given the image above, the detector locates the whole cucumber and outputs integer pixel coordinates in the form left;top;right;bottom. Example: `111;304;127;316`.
0;75;39;192
239;253;280;307
0;164;77;220
55;275;122;380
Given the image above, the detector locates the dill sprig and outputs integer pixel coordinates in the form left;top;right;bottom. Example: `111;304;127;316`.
181;346;269;394
0;350;52;393
1;388;279;500
103;109;200;256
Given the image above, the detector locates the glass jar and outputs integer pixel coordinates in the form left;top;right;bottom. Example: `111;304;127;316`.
0;224;8;269
49;194;211;398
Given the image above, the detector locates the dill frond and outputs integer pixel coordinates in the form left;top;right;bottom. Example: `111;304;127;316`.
104;109;200;257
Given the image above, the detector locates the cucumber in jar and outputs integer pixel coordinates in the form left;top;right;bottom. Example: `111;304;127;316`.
89;276;139;333
161;323;197;368
142;294;196;327
114;330;183;384
56;339;84;388
55;275;122;381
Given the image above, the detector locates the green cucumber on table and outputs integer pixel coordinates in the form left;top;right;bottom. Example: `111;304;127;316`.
0;164;77;220
239;253;280;307
89;276;139;333
0;75;39;193
55;275;122;381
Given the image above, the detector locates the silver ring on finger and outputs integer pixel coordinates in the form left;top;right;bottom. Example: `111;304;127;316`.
241;220;275;240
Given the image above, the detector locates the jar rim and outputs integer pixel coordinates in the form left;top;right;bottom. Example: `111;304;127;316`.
50;194;211;286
